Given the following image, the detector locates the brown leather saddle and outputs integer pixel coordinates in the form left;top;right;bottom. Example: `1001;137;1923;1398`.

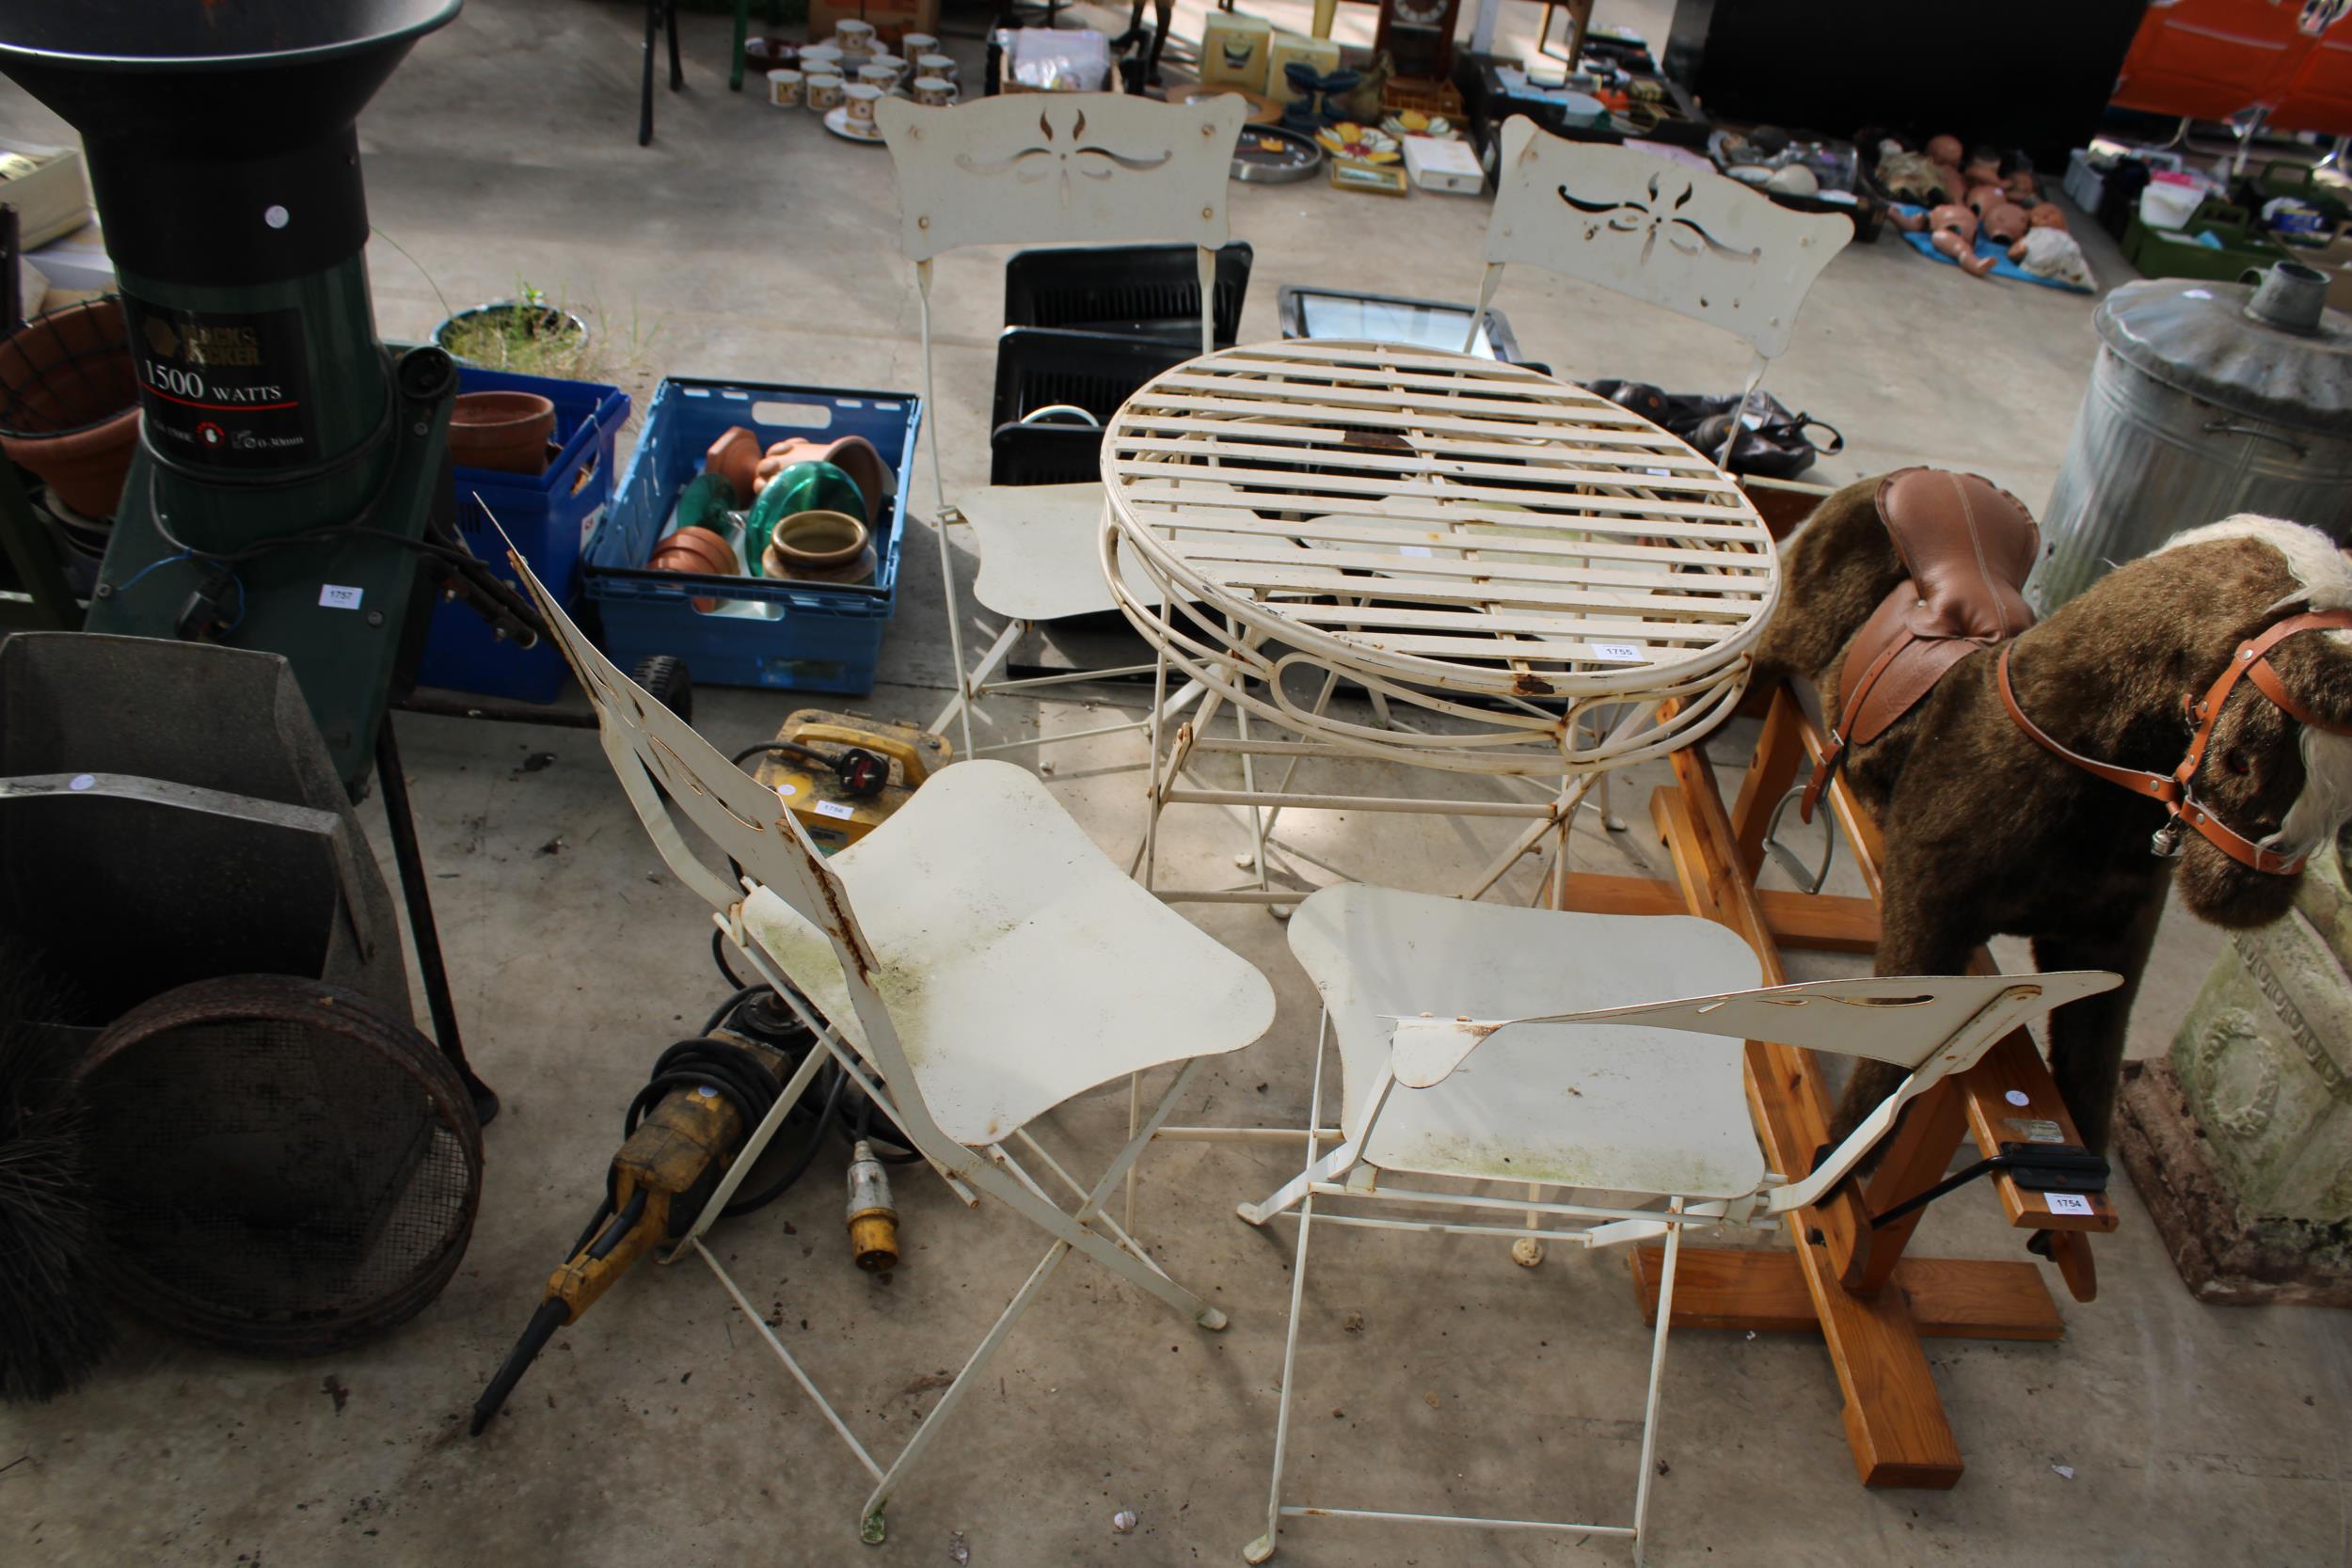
1800;467;2040;821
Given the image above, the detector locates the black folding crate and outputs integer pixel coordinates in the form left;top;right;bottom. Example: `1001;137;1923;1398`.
1002;242;1254;347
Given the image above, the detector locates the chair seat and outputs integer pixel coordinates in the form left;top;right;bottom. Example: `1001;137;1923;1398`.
744;760;1274;1146
965;483;1167;623
1288;884;1769;1199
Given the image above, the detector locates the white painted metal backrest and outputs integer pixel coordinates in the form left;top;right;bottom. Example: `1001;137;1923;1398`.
878;93;1243;269
876;91;1248;760
1390;969;2119;1209
1472;117;1851;359
1470;118;1851;465
499;534;930;1133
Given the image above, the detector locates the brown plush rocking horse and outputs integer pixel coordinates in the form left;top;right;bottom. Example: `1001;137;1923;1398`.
1753;469;2352;1154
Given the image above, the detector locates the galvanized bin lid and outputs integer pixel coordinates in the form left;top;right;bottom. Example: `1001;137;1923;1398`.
2095;264;2352;437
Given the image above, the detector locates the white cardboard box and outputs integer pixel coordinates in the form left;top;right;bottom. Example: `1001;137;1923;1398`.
1403;135;1483;196
0;143;93;249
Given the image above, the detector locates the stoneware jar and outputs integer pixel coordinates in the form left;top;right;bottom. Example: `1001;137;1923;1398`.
761;510;876;585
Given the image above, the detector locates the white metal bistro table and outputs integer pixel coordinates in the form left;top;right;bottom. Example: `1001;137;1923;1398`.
1096;338;1780;905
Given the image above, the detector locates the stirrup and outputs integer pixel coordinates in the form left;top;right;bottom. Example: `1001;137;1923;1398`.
1760;781;1836;895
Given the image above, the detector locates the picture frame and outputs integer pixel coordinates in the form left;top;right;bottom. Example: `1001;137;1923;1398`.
1327;160;1410;198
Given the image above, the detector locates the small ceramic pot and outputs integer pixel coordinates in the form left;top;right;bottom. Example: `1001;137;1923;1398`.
805;72;845;110
647;524;739;611
449;390;557;475
899;32;939;58
857;62;898;91
833;19;876;57
845;82;882;129
915;53;957;82
705;425;761;504
912;75;955;106
767;68;803;106
761;510;876;585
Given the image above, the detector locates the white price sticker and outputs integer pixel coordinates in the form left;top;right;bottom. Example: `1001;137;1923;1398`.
2044;1193;2093;1216
812;800;857;820
319;584;364;610
1590;641;1643;663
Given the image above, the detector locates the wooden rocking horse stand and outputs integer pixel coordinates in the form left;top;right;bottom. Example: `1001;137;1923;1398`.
1561;687;2118;1488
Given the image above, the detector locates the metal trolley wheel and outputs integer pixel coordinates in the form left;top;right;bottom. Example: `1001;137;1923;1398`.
72;974;485;1356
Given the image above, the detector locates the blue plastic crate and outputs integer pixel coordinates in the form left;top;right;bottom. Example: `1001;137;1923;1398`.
417;366;629;703
583;377;922;694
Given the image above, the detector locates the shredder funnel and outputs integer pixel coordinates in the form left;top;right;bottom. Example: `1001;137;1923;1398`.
0;1;462;288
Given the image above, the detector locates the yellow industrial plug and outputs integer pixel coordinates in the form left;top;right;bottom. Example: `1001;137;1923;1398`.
845;1139;899;1272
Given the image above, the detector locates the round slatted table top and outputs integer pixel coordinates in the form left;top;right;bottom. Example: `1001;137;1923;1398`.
1100;340;1781;701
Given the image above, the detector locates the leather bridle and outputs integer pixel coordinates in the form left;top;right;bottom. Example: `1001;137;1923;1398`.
1998;610;2352;876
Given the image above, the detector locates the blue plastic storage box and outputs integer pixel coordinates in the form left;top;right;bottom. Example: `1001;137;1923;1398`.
583;377;922;693
416;366;629;703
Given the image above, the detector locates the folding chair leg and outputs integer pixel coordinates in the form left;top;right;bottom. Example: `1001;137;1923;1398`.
929;617;1024;740
858;1235;1074;1542
1239;1064;1390;1227
1245;1179;1314;1564
1629;1200;1683;1567
961;1060;1228;1328
1246;1005;1330;1565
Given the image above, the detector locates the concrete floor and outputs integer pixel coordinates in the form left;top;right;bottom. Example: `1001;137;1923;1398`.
5;2;2350;1565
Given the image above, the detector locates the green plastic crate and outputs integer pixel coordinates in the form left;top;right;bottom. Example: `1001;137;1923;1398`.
2123;199;2290;282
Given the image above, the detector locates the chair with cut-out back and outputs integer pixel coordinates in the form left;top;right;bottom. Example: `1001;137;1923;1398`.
1469;115;1852;831
875;91;1248;764
1234;880;2116;1563
499;528;1276;1544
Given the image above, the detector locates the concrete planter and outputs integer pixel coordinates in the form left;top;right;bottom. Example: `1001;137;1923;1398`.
2117;848;2352;1303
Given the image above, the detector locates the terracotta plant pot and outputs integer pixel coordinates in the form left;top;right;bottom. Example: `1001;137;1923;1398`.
449;390;556;475
761;509;875;584
705;425;761;505
754;434;892;527
647;524;740;612
0;296;140;520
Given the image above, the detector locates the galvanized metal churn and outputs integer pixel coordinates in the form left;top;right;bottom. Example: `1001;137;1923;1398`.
2032;261;2352;612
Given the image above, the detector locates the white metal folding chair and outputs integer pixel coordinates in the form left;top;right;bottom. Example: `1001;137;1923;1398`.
499;531;1278;1543
1470;116;1851;410
876;91;1248;762
1470;115;1853;840
1237;882;2117;1564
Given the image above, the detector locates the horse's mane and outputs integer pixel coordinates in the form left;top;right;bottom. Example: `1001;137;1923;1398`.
2158;514;2352;855
2158;514;2352;617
